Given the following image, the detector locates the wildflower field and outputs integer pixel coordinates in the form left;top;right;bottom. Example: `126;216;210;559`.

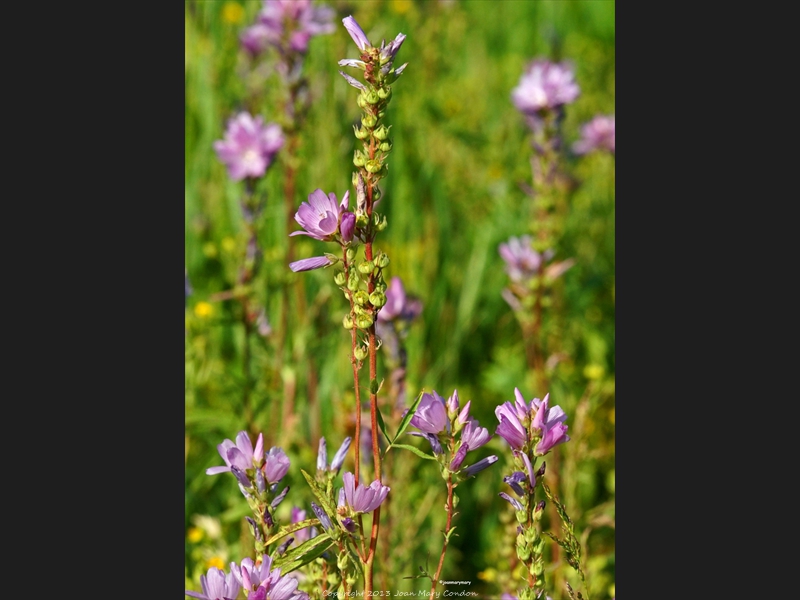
185;1;615;599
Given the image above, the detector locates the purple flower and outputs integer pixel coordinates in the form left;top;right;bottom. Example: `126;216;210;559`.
316;437;327;472
573;114;615;155
494;407;527;450
290;188;351;241
377;276;423;323
185;565;241;600
498;235;554;284
530;394;570;455
503;471;527;497
339;471;390;514
244;0;334;56
311;502;333;532
232;556;307;600
461;419;491;450
264;446;291;484
342;15;370;51
207;431;265;475
499;491;523;511
449;443;468;471
330;437;352;474
511;59;580;115
213;113;284;182
409;390;449;434
461;455;498;478
289;256;333;272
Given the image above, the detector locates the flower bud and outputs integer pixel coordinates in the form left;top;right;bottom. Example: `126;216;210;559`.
357;260;374;274
369;291;387;308
356;314;374;329
515;509;527;524
375;215;388;231
353;150;366;167
354;290;369;306
377;86;392;100
365;90;380;105
353;124;369;140
354;346;368;361
373;125;390;140
346;247;357;262
356;214;369;228
333;272;346;286
356;93;368;109
340;212;356;243
364;159;382;174
379;140;393;153
375;253;390;268
362;113;377;128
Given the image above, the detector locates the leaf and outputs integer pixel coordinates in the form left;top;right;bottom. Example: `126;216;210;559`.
375;406;392;447
390;443;437;460
264;518;320;547
272;532;334;574
300;469;337;518
392;390;425;444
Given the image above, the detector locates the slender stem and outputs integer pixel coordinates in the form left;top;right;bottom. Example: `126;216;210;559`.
429;477;455;600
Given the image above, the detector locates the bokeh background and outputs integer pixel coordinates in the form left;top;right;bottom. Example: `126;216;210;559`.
185;1;614;598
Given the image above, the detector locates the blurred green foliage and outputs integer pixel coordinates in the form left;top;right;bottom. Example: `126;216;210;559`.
186;1;614;598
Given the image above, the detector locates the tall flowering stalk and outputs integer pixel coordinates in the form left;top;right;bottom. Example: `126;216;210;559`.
495;388;586;600
408;390;498;599
288;15;407;593
240;0;336;441
212;113;285;434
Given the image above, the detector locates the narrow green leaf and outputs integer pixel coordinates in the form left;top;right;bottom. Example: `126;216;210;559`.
392;390;425;443
272;532;334;574
391;443;437;460
265;518;320;547
300;469;337;518
375;406;392;447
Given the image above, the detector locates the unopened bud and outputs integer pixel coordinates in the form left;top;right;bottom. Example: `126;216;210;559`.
379;140;393;153
343;314;354;329
347;274;360;292
346;248;357;262
333;272;346;286
356;314;374;329
375;253;390;268
353;150;366;167
536;462;546;478
377;86;392;100
354;346;368;361
362;113;377;128
374;125;390;141
357;260;374;274
354;290;369;306
364;159;382;174
356;93;368;109
369;291;386;308
375;215;388;231
353;124;369;140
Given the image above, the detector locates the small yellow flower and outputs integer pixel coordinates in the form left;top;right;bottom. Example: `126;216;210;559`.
221;236;237;254
187;527;204;543
202;242;218;259
390;0;413;14
583;363;605;380
221;1;244;25
205;556;225;570
194;302;213;319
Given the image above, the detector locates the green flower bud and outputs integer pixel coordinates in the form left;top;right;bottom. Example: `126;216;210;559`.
343;314;354;329
356;314;374;329
353;303;366;316
353;124;369;140
337;551;349;572
515;509;527;524
354;346;368;361
364;159;382;174
356;213;369;228
377;86;391;100
365;90;380;105
357;93;368;109
347;274;360;292
362;113;377;128
346;248;357;262
524;527;538;543
532;561;544;576
375;253;390;268
369;291;387;308
375;215;388;231
354;290;369;306
333;271;346;286
516;543;531;562
373;125;390;140
377;110;386;119
379;140;393;153
353;150;366;167
352;171;360;188
357;260;374;274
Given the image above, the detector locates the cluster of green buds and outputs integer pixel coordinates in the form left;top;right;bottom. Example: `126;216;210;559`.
336;242;391;336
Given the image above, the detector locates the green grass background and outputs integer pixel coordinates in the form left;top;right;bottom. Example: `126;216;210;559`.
186;1;614;598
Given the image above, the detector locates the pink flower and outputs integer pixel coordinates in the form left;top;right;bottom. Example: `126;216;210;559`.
573;114;615;155
290;188;351;242
511;59;579;115
338;471;390;514
213;113;284;181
